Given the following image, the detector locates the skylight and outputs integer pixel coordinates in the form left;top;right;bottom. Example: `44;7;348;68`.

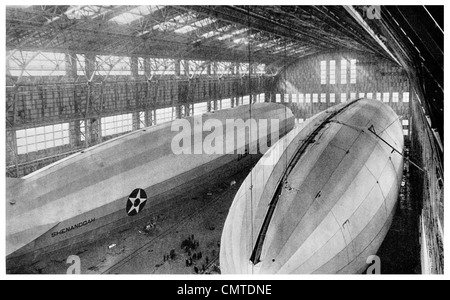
217;28;248;41
193;24;233;43
153;13;196;32
174;25;197;34
110;5;162;25
65;6;111;19
111;12;144;24
233;38;248;44
174;18;216;34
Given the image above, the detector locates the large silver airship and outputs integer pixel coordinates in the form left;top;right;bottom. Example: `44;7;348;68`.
220;98;404;274
6;103;294;269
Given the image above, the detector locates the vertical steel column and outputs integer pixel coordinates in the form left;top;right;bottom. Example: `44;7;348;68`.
11;86;20;177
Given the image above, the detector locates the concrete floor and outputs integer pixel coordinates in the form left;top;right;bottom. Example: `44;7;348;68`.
12;150;421;275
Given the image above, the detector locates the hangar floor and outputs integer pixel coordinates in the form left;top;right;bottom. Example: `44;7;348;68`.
9;148;420;275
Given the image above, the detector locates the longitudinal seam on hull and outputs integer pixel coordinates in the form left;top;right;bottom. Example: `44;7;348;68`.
250;99;362;265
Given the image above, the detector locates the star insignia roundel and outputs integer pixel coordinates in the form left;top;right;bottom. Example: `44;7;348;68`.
126;188;148;216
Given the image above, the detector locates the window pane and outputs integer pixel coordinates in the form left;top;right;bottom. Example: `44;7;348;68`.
329;60;335;84
350;59;357;84
403;92;410;102
17;129;26;138
320;61;327;84
341;59;347;84
305;94;311;103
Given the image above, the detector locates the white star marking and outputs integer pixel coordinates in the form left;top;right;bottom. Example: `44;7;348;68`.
127;189;147;215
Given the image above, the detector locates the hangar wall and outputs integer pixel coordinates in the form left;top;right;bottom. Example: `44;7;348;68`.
272;51;411;123
410;94;444;274
6;73;272;177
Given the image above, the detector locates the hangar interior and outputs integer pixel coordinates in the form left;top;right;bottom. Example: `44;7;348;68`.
5;5;443;274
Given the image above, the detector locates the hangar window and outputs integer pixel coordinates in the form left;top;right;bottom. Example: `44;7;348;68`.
240;63;250;75
209;101;216;111
256;64;266;74
320;93;327;103
359;92;365;98
8;50;66;77
258;93;265;103
341;93;347;103
222;98;232;109
402;92;410;102
299;94;304;103
366;92;373;99
340;59;347;84
392;92;399;102
276;94;282;103
284;94;289;103
75;54;86;76
216;61;232;75
96;55;131;76
189;60;208;75
350;59;357;84
16;123;70;154
383;92;390;103
139;111;155;127
312;93;318;103
80;120;86;142
376;93;382;101
329;60;336;84
292;94;298;103
155;107;174;124
243;95;250;105
139;112;146;128
305;93;311;103
153;58;176;75
193;102;208;115
320;61;327;84
402;119;409;136
330;93;335;103
137;58;146;76
350;92;356;100
101;113;133;136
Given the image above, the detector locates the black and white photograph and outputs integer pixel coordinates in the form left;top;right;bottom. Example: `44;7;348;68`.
2;2;445;281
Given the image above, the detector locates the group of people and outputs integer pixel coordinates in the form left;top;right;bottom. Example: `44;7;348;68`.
180;234;211;274
163;248;176;262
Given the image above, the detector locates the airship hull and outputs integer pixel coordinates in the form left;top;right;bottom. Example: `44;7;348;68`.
6;103;294;269
220;99;404;274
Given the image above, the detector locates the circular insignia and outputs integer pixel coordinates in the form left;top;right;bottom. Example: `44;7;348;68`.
126;188;147;216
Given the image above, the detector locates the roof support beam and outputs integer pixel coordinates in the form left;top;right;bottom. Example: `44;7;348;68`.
344;6;400;65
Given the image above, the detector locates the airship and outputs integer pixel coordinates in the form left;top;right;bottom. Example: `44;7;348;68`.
6;103;294;269
220;98;404;274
